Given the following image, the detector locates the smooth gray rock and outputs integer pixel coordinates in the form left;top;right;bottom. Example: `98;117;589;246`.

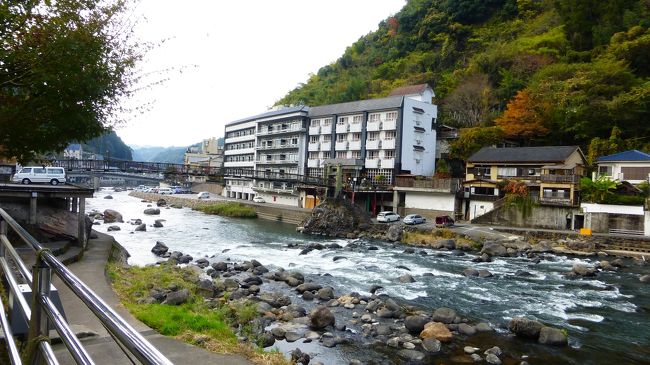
134;224;146;232
397;349;425;362
162;288;189;305
422;338;441;353
309;306;335;329
143;208;160;215
405;315;429;334
432;307;456;324
509;317;543;338
538;326;568;346
151;241;168;255
398;274;415;283
458;323;477;335
486;353;502;365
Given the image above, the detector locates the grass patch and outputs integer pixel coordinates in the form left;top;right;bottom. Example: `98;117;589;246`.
195;202;257;218
401;229;480;250
107;263;289;365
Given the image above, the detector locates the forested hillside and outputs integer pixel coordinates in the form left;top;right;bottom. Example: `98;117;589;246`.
84;131;133;160
277;0;650;163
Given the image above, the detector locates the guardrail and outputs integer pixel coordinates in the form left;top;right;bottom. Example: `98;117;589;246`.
0;208;173;365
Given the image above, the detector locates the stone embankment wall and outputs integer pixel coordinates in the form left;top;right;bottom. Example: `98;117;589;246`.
191;182;223;195
129;192;311;225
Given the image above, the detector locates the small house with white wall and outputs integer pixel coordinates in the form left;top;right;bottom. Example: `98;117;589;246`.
596;150;650;185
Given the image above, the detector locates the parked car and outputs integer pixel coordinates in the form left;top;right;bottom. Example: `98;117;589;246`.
435;215;455;227
196;192;210;199
12;166;66;185
158;188;174;195
403;214;426;225
253;196;265;203
376;211;400;223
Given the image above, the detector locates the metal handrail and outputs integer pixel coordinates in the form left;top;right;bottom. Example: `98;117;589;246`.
0;208;173;365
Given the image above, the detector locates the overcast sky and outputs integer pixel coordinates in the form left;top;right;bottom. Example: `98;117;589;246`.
117;0;406;148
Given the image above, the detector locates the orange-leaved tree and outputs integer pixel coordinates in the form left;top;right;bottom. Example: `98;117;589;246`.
495;89;549;144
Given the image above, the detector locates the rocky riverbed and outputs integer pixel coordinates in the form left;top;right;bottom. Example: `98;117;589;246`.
88;190;650;365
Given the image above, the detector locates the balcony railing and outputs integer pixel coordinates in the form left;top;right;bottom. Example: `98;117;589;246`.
395;177;463;193
256;159;299;165
257;127;306;136
256;143;299;150
540;174;580;183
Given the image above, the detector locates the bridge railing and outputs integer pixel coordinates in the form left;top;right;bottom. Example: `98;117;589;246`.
45;159;333;186
0;208;172;365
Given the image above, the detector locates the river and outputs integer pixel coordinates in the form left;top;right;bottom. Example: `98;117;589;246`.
87;190;650;365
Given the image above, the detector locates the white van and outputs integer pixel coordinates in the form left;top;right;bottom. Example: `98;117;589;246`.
12;166;66;185
158;187;174;195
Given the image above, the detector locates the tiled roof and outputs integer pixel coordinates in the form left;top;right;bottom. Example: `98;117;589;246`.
308;96;404;117
226;106;309;126
596;150;650;162
388;84;431;96
468;146;581;163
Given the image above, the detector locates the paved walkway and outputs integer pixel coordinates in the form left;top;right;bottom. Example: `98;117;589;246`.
50;231;252;365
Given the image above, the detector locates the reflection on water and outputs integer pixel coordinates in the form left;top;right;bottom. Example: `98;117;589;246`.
88;191;650;364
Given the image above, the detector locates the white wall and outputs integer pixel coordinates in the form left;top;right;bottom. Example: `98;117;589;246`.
580;203;644;215
401;98;437;176
405;192;455;211
599;161;650;184
257;193;300;207
469;201;494;220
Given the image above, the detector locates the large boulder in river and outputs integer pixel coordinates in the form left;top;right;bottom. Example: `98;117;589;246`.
156;199;167;207
299;198;372;237
151;241;169;256
571;263;596;277
481;241;507;257
432;307;456;324
308;306;335;329
405;315;430;334
103;209;123;223
386;224;403;242
538;326;568;346
144;208;160;215
420;322;453;342
508;317;543;339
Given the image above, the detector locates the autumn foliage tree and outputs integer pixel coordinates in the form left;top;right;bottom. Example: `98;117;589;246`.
495;89;548;144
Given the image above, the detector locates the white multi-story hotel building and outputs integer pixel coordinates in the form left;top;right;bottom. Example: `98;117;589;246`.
223;106;309;202
306;84;437;184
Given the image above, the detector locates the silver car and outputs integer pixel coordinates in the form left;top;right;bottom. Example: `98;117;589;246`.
403;214;426;225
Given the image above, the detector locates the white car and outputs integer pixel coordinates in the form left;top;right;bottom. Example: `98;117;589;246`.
403;214;426;225
158;188;174;195
253;196;265;203
196;192;210;199
376;211;400;222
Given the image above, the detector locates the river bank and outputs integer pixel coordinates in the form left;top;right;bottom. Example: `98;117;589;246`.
87;190;650;364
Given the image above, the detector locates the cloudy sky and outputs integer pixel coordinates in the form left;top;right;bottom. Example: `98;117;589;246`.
117;0;406;148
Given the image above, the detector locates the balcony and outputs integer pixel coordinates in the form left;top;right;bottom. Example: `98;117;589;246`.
257;126;306;136
335;141;348;150
381;159;395;169
382;139;395;150
224;161;254;168
349;123;362;133
367;121;380;131
395;177;463;193
308;142;320;152
224;148;255;156
349;140;362;150
321;141;331;151
257;143;299;151
365;159;379;168
336;124;349;133
256;159;299;165
309;126;320;135
366;139;380;150
541;174;580;184
252;185;296;195
307;159;320;168
382;119;396;130
321;125;332;134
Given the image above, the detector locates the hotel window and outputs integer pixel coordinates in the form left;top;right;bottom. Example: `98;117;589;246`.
385;111;397;121
310;119;320;127
309;152;318;159
323;118;332;126
322;135;331;142
384;150;395;159
292;137;298;145
368;113;380;122
310;136;319;143
368;132;379;141
368;150;379;159
351;133;361;141
384;131;395;140
352;115;363;124
337;117;348;125
322;151;331;159
336;151;347;159
351;151;361;159
336;134;347;142
497;167;518;177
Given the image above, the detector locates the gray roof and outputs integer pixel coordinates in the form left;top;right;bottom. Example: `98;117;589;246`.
308;96;404;117
468;146;582;163
226;106;309;127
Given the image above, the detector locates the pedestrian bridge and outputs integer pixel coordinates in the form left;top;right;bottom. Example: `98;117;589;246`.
44;159;332;187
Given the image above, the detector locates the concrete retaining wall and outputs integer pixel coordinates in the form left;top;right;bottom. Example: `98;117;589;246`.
191;182;223;195
129;192;311;226
473;204;581;230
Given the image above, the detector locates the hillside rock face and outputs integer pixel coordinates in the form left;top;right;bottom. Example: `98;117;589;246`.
298;199;372;238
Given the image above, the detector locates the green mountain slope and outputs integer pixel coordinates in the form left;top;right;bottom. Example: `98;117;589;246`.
83;131;133;160
277;0;650;160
